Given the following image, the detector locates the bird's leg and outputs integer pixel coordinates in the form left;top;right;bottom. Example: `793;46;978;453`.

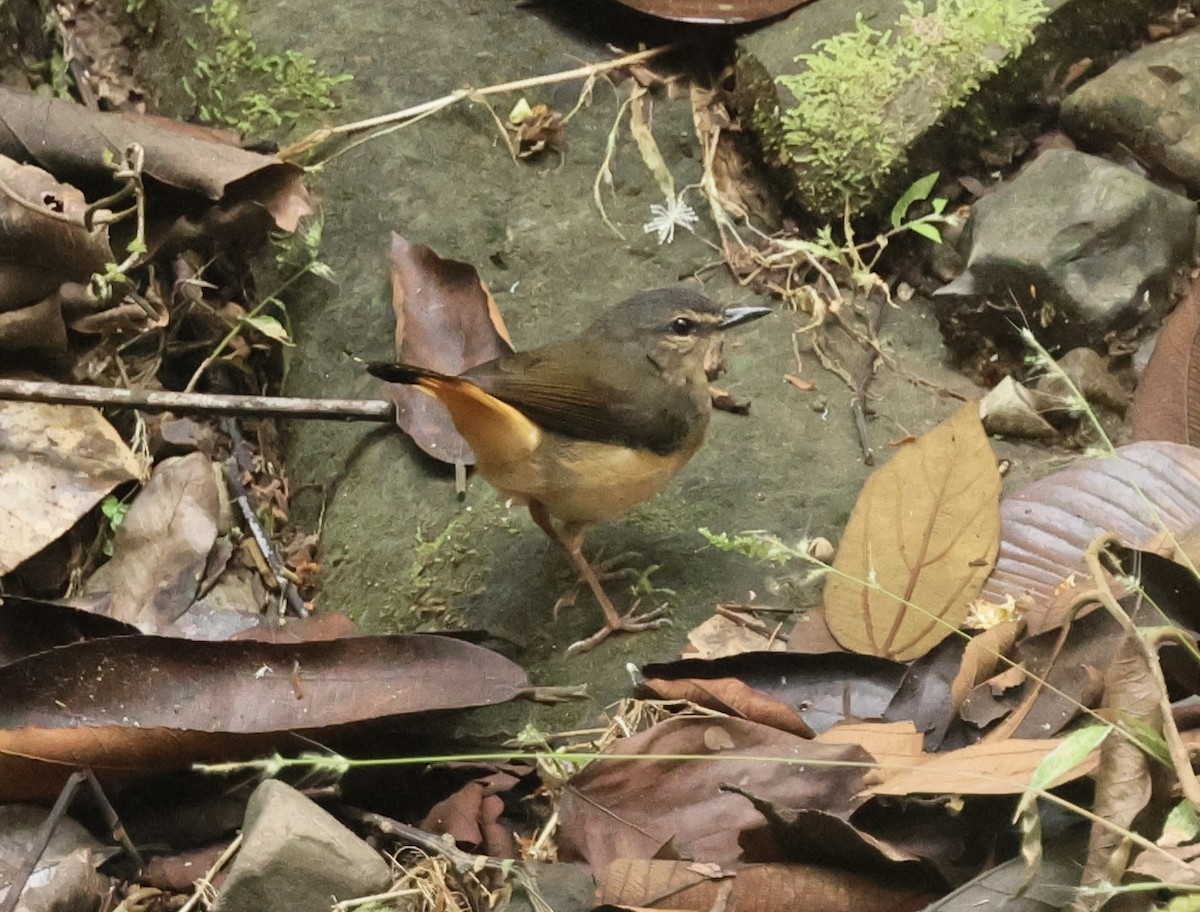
550;549;640;618
527;503;667;654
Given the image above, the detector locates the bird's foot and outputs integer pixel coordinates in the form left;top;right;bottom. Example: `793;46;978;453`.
565;601;669;657
552;550;641;620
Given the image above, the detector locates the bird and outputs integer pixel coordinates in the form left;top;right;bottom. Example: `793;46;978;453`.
368;286;770;654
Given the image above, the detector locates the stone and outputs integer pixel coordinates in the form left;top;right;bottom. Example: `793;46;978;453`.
980;376;1056;439
1033;347;1132;414
1062;30;1200;195
214;780;391;912
934;149;1196;353
732;0;1180;219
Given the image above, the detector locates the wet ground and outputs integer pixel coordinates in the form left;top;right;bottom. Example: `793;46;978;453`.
225;0;1058;730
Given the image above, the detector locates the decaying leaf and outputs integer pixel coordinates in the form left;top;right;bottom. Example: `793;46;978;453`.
983;441;1200;631
814;721;925;784
641;676;815;738
0;633;530;800
0;805;115;912
867;737;1100;797
600;858;937;912
825;401;1001;661
79;451;221;633
0;401;144;576
1077;632;1174;902
642;652;907;734
1132;274;1200;445
0;87;312;233
558;717;869;874
950;619;1025;712
0;154;113;299
377;233;514;464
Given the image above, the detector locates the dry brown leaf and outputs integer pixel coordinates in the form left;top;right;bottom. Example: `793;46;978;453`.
78;452;220;633
949;619;1025;711
558;717;869;874
378;233;514;464
0;633;530;800
867;737;1100;797
683;613;789;658
0;401;143;575
0;155;113;323
600;859;936;912
641;677;815;738
814;721;925;786
1132;274;1200;444
825;402;1001;661
1078;631;1173;899
787;607;846;655
0;87;311;233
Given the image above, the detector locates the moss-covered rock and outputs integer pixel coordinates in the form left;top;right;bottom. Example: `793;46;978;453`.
734;0;1180;222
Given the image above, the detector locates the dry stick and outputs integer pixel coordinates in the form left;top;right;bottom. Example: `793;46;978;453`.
280;45;673;161
0;378;395;423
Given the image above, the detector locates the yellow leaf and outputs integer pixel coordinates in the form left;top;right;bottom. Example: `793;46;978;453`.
824;401;1000;660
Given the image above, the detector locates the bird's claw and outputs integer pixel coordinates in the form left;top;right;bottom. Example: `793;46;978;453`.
565;602;669;657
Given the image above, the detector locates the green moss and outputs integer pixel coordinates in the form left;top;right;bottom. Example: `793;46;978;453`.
778;0;1046;213
183;0;351;136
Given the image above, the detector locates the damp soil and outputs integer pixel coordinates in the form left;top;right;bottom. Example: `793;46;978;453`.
151;0;1066;734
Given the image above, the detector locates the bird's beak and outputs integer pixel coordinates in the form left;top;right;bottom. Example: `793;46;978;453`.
718;305;772;329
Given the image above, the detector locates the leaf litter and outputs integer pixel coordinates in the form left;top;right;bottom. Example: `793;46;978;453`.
5;28;1200;912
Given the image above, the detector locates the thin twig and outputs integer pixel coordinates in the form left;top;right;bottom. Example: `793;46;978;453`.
0;378;395;422
222;456;309;618
177;833;243;912
183;263;315;393
281;45;672;161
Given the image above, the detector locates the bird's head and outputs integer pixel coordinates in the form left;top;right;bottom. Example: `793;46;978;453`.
590;287;771;384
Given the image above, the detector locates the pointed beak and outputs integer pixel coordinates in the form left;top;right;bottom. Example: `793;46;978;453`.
718;305;772;330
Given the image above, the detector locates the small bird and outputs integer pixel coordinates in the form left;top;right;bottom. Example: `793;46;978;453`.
369;286;770;654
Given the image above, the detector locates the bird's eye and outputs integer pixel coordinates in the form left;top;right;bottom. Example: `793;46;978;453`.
669;317;697;336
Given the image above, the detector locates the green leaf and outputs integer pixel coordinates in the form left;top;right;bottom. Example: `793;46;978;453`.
245;314;293;345
910;221;943;243
890;171;940;228
1016;724;1111;816
100;494;130;529
1165;799;1200;842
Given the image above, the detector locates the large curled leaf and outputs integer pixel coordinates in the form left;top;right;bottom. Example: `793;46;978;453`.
983;441;1200;630
0;634;530;800
377;233;514;464
825;402;1001;661
1131;275;1200;445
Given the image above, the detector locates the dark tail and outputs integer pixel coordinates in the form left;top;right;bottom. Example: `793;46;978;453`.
365;362;454;385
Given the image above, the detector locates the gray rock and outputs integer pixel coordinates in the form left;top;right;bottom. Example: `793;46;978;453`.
934;149;1196;353
1062;30;1200;194
1033;347;1132;414
214;780;391;912
733;0;1180;219
980;376;1056;439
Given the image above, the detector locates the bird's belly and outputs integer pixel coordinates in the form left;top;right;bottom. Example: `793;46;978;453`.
479;432;704;525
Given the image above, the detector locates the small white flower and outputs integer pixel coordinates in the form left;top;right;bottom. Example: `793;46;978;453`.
643;196;699;244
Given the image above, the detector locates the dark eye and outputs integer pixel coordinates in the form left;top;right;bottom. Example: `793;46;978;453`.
669;317;697;336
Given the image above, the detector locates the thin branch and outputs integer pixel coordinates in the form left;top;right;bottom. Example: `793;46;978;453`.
281;45;672;161
0;378;395;423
